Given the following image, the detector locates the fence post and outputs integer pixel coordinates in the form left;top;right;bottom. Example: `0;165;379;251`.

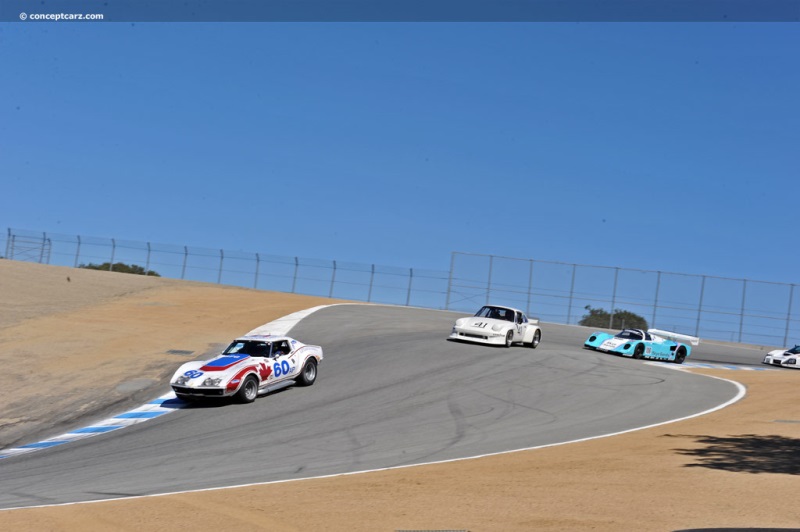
145;242;152;276
4;228;9;259
486;255;494;304
406;268;414;306
695;275;706;337
652;271;661;328
368;264;375;302
74;235;81;267
39;232;46;263
609;267;619;329
218;249;224;284
738;279;747;343
109;238;116;271
785;284;795;347
566;264;577;325
45;238;52;264
181;246;188;279
254;253;260;289
526;260;534;316
8;234;15;260
445;253;455;310
329;260;337;298
292;257;299;293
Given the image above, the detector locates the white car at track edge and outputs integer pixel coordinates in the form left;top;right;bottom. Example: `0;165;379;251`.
170;334;323;403
448;305;542;348
762;344;800;369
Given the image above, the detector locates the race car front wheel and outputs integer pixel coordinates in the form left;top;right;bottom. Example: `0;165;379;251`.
236;375;259;403
505;331;514;348
633;343;645;359
296;358;318;386
674;347;687;364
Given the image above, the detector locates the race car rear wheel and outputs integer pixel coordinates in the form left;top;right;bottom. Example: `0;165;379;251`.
674;347;687;364
505;331;514;348
633;343;645;359
235;375;259;403
529;329;541;349
296;358;318;387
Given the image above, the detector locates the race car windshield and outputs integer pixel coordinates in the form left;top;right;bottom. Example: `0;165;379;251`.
615;330;643;340
787;345;800;354
475;306;515;322
223;341;271;357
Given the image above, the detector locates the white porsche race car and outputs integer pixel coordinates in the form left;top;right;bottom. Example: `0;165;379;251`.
170;335;323;403
449;305;542;348
762;345;800;369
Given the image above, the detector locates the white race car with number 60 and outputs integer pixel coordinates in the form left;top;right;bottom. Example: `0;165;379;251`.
170;335;323;403
449;305;542;348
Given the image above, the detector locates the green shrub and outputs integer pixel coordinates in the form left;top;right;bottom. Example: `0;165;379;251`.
79;262;161;276
579;305;648;330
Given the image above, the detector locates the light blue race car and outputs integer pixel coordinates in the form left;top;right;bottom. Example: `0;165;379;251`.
583;328;700;364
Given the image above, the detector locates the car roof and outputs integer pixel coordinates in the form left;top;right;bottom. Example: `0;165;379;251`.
233;334;291;342
484;304;524;313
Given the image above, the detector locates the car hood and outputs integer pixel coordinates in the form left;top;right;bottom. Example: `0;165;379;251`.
456;317;513;329
200;353;253;372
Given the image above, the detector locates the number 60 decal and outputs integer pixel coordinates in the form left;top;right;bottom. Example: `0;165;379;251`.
273;360;291;377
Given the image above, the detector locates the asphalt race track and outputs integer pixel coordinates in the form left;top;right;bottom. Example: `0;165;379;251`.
0;305;744;510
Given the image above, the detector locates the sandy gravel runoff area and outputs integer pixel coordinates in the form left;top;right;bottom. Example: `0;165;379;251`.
1;259;799;531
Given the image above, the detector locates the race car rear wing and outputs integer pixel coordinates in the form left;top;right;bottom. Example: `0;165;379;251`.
648;329;700;346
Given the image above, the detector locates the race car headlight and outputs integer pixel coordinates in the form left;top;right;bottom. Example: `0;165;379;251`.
492;324;503;332
175;376;189;385
786;358;797;365
623;344;631;350
202;378;222;386
589;335;596;342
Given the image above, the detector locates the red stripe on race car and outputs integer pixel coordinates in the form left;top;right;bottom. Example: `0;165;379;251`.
226;366;257;392
201;361;243;371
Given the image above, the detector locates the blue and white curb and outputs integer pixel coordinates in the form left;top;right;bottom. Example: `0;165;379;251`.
0;304;336;461
0;394;182;460
647;361;775;371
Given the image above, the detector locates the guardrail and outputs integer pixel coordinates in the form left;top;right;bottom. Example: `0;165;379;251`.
2;228;450;310
446;251;798;347
3;228;797;346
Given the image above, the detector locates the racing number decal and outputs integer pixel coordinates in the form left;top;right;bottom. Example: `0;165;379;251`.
474;322;488;328
273;360;291;378
184;370;203;379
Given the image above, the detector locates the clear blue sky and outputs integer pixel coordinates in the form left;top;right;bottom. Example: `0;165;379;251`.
1;23;797;283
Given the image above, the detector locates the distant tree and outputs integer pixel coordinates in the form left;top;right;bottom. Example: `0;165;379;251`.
579;305;648;330
79;262;161;277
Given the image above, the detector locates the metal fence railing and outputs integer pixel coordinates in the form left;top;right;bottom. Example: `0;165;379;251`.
1;228;450;310
445;252;799;347
2;229;797;347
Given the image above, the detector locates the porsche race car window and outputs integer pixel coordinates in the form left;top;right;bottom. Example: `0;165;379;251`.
615;330;643;340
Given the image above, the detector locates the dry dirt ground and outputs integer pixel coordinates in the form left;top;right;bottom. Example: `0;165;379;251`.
1;260;799;531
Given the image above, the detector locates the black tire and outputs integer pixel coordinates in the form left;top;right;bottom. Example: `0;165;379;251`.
295;358;318;387
529;329;542;349
235;375;259;403
674;347;687;364
504;330;514;348
633;343;645;359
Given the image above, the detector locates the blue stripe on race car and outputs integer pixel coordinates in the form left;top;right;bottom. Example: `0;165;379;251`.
204;354;249;367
